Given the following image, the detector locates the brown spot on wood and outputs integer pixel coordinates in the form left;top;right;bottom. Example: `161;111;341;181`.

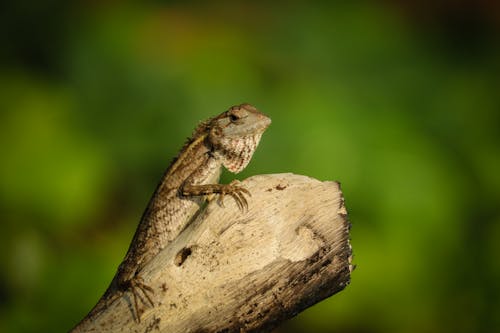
174;247;192;266
275;184;287;190
161;283;168;292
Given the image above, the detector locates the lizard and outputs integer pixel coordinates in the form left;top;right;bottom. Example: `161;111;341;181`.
94;103;271;322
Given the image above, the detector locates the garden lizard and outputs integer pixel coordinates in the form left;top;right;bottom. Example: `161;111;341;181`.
98;103;271;322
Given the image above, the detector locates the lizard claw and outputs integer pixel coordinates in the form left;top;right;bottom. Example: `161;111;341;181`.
128;276;155;323
219;181;250;212
230;190;248;211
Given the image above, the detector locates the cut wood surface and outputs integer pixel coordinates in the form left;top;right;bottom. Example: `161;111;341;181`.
72;173;352;333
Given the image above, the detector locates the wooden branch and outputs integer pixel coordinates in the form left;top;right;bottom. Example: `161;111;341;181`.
72;173;352;333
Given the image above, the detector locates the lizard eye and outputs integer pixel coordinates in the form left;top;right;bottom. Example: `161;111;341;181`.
229;113;240;122
227;108;248;123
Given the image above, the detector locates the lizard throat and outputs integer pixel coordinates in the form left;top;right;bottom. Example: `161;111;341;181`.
218;133;263;173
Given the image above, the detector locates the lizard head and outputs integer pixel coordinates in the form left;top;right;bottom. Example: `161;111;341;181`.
208;103;271;173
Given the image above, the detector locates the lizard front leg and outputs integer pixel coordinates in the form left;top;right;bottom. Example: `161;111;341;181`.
181;180;251;211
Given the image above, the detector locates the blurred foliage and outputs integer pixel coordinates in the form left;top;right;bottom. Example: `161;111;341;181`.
1;1;499;332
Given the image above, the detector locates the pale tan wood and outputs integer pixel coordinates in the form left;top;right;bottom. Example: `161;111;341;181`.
71;173;352;333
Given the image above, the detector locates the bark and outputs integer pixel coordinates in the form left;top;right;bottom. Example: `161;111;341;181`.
71;173;352;333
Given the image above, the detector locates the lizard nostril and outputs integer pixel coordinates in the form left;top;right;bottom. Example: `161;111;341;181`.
174;247;192;266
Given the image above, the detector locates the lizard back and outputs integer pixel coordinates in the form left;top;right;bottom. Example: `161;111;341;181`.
118;133;218;280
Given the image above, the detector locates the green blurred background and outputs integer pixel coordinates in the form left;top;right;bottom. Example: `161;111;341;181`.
1;1;499;332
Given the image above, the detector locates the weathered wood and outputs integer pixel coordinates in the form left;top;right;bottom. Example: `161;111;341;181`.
71;173;352;333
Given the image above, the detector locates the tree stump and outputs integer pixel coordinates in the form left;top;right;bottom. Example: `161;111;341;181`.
71;173;352;333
